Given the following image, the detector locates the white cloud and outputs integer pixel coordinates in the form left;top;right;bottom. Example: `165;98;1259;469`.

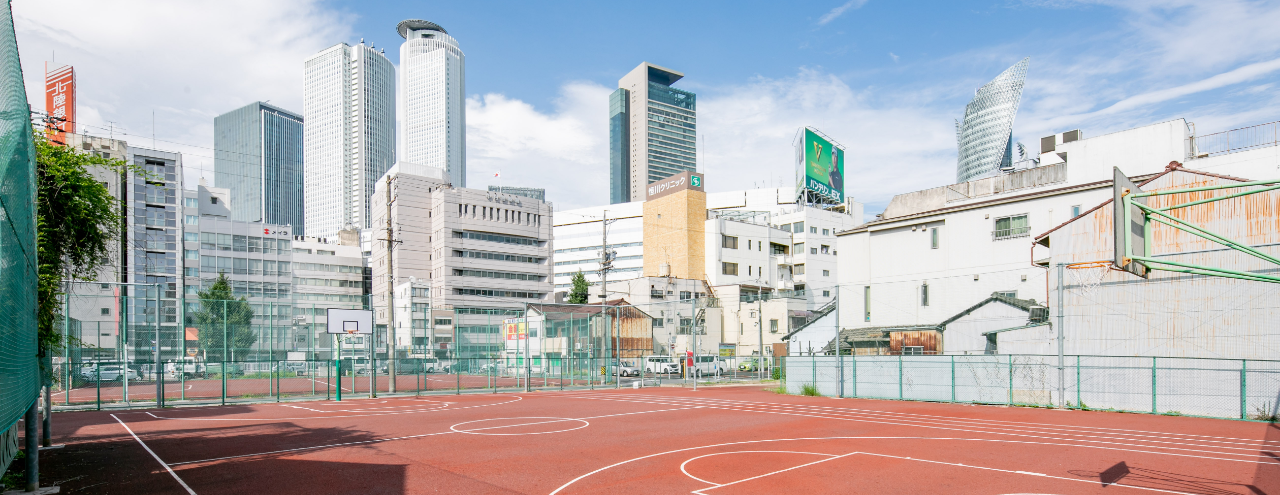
817;0;869;25
889;52;899;63
466;82;612;210
14;0;354;185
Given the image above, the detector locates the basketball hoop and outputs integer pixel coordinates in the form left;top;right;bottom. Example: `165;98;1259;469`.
1065;260;1114;296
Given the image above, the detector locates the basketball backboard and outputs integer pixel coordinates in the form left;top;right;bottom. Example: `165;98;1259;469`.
1113;167;1149;278
326;308;374;334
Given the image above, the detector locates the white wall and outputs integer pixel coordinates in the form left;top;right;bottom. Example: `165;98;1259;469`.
942;302;1033;355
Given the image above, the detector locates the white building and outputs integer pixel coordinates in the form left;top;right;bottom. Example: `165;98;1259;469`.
370;164;554;359
397;19;466;187
837;116;1280;353
303;40;396;237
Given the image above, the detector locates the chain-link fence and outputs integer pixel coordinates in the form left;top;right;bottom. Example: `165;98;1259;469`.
785;354;1280;420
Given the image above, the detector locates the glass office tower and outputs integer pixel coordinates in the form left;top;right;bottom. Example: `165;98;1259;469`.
303;41;396;237
214;102;306;235
955;57;1028;183
609;62;697;203
397;19;466;187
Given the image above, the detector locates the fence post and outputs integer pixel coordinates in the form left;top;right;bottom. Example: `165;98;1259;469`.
1007;355;1013;405
1240;359;1247;420
898;354;903;400
851;353;856;397
222;300;228;406
1075;355;1081;408
1151;356;1157;414
950;355;956;403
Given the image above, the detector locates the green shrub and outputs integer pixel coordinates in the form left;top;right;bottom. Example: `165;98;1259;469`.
771;366;781;380
801;383;820;396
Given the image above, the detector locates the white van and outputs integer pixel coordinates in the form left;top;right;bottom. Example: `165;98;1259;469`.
644;356;679;374
689;355;729;376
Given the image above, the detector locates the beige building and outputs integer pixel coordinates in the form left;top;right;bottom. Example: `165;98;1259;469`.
642;171;706;280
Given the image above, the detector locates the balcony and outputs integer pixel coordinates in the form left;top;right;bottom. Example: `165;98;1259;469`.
991;227;1031;240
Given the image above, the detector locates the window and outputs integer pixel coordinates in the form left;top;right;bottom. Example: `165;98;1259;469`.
921;282;930;307
184;215;198;225
902;346;924;355
747;240;751;250
794;264;805;275
822;270;830;277
993;214;1030;240
100;308;110;316
184;249;199;260
722;235;738;249
810;248;818;254
823;290;831;297
822;229;830;235
770;319;779;333
278;262;290;274
201;256;216;273
317;250;335;256
248;259;263;275
247;237;261;253
294;248;312;254
263;260;276;276
680;291;692;300
217;234;232;251
931;228;939;249
653;318;664;327
748;266;752;276
210;196;219;204
184;232;198;242
184;267;199;277
792;222;804;233
232;235;247;252
184;198;198;208
233;258;247;275
994;290;1017;299
821;245;830;254
864;286;871;322
1071;205;1082;217
793;242;804;254
722;262;738;276
810;226;817;234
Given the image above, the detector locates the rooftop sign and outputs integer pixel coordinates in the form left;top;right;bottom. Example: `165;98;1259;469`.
646;171;704;201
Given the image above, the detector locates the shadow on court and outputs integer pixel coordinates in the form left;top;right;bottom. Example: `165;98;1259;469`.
1070;461;1264;494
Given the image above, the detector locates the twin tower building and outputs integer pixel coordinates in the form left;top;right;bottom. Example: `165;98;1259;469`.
215;20;465;238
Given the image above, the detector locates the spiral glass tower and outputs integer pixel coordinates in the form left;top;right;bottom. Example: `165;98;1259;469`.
955;57;1028;183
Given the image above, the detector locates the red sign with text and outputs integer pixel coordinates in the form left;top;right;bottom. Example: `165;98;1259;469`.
45;64;75;143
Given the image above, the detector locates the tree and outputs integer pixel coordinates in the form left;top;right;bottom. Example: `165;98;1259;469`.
191;274;256;361
568;271;590;304
35;133;134;355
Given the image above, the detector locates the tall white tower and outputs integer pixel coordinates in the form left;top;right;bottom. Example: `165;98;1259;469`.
303;41;396;237
397;19;466;187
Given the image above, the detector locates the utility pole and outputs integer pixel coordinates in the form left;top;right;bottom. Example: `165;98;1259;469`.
383;175;399;393
758;294;764;381
599;210;614;303
1057;263;1065;408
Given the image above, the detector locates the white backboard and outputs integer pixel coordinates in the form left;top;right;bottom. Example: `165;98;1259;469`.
326;308;374;334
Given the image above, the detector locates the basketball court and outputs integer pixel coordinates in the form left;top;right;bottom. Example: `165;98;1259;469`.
36;386;1280;494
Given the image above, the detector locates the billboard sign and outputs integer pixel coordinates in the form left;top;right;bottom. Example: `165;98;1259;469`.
797;127;845;203
503;318;527;341
45;64;76;143
646;170;704;201
718;343;736;357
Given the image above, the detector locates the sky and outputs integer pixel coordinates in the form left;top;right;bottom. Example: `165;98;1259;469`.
16;0;1280;217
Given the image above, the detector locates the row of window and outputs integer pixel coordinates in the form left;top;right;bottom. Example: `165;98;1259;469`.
294;262;363;273
453;249;544;264
456;204;543;227
452;269;545;282
452;230;541;246
454;288;545;299
554;242;642;254
199;233;292;253
199;257;292;275
294;277;363;288
553;255;641;267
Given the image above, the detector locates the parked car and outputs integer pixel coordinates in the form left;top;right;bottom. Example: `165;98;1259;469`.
80;364;139;381
166;359;206;378
609;360;640;377
738;359;769;372
380;358;452;375
688;355;730;376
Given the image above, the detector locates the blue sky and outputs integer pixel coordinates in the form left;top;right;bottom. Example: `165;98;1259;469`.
16;0;1280;214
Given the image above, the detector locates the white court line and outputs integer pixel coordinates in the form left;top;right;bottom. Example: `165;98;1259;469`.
549;436;1215;495
679;450;836;486
112;414;197;494
309;378;350;392
549;390;1280;448
691;451;859;494
144;396;523;422
169;406;697;467
548;393;1280;462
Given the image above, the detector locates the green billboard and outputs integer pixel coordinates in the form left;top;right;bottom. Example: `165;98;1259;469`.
799;127;845;202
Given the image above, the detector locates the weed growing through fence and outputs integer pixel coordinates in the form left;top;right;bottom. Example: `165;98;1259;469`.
1250;404;1279;422
1;450;24;490
771;367;781;380
801;383;820;397
767;385;788;394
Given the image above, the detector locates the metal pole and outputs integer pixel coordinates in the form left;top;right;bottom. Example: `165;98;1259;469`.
24;397;38;491
222;300;227;406
384;175;397;392
1240;359;1247;419
154;283;162;408
336;335;343;401
1056;263;1065;408
757;297;763;381
41;386;51;447
692;299;698;392
525;305;532;393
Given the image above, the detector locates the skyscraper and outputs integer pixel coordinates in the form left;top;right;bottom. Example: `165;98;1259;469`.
955;57;1028;183
214;101;305;234
397;19;466;187
609;62;696;204
303;41;396;237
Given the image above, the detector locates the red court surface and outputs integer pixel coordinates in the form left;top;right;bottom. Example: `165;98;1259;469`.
34;386;1280;494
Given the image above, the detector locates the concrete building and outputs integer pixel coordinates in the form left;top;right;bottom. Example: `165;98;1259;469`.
370;164;554;359
303;40;396;237
213;101;306;234
397;19;466;187
955;57;1028;183
609;62;697;204
839;114;1280;360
